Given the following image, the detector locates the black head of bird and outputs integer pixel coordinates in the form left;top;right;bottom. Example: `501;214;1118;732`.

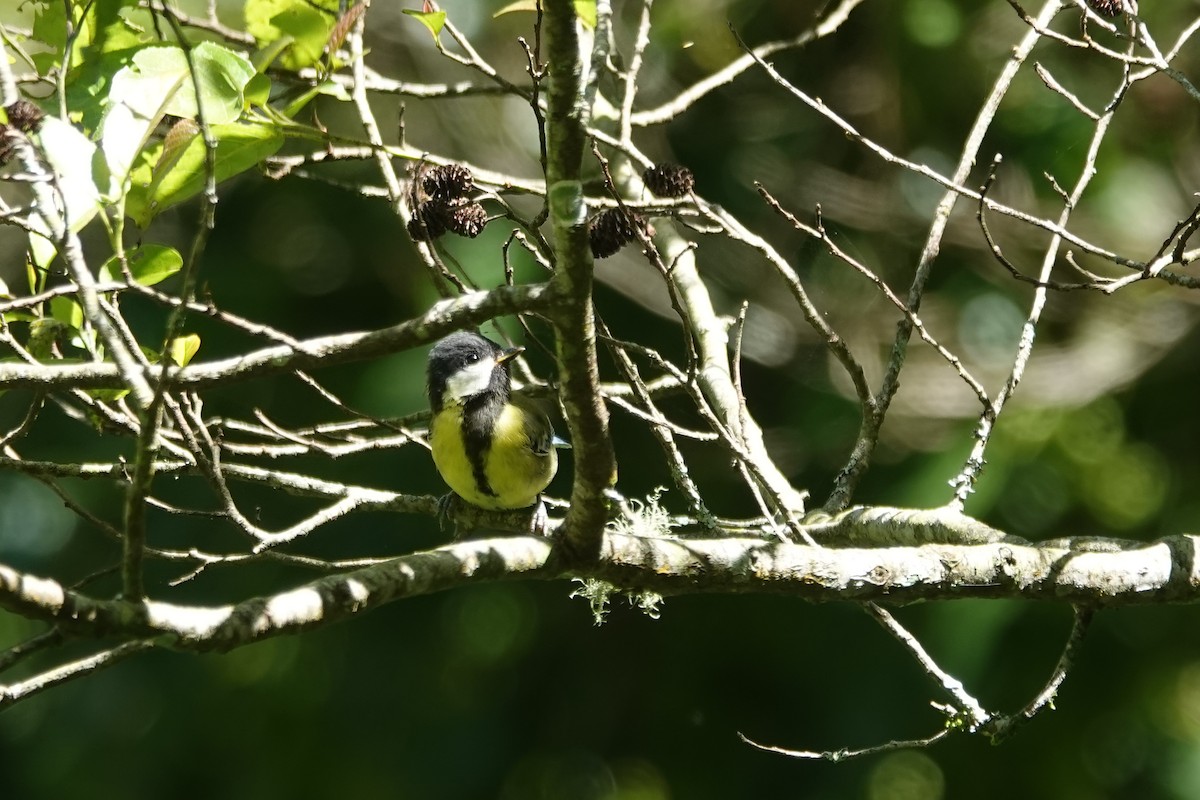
426;331;558;510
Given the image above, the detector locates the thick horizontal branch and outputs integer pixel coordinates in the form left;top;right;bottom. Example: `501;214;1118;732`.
1;508;1198;653
0;284;556;392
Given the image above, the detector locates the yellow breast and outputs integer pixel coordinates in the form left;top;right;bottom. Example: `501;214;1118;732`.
429;404;557;510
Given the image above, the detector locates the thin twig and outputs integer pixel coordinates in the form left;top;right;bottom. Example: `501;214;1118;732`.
984;606;1095;742
867;604;991;731
738;728;952;762
0;639;156;710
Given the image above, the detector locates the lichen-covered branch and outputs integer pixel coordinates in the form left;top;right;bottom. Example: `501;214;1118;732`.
544;0;616;560
2;507;1199;660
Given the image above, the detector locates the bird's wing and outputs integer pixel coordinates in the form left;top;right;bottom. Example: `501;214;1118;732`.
513;397;555;456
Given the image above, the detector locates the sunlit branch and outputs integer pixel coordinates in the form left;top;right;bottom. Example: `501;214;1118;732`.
0;284;557;391
631;0;867;126
2;511;1197;658
738;727;953;763
755;185;990;408
868;604;991;730
802;0;1063;510
950;43;1127;508
0;41;155;410
544;0;616;561
0;639;157;710
983;605;1095;742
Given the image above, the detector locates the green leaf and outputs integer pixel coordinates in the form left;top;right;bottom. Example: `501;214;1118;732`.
402;9;446;46
97;98;152;198
271;6;339;67
167;334;202;367
574;0;597;29
246;0;340;71
99;245;184;286
37;117;102;229
28;117;103;264
50;3;151;127
251;35;296;73
31;2;70;75
279;84;324;119
26;255;41;295
26;318;69;360
493;0;537;18
49;297;83;331
108;42;256;127
64;45;145;135
101;42;257;198
87;388;131;404
3;312;39;325
244;73;273;108
279;79;350;118
155;119;202;180
1;26;39;73
315;81;352;101
125;122;285;227
81;1;149;63
493;1;595;28
188;41;258;121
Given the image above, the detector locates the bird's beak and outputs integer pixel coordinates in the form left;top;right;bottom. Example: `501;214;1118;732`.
496;346;525;365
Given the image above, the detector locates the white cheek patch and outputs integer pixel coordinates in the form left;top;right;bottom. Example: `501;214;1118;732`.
444;358;496;402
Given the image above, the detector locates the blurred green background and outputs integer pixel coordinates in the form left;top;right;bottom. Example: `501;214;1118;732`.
4;0;1200;798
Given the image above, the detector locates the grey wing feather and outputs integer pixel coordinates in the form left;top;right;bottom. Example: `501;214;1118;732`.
515;397;555;455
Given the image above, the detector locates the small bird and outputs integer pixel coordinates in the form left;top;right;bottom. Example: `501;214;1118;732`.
426;331;558;511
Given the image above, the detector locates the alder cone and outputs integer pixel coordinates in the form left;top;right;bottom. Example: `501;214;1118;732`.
589;208;645;258
642;163;695;197
1087;0;1124;16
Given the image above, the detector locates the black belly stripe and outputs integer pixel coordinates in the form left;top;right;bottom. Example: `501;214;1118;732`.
461;393;502;498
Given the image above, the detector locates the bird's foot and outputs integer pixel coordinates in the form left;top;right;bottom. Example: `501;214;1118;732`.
529;498;550;537
437;492;462;538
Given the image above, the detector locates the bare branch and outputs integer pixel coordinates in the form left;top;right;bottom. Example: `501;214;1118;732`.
0;284;557;392
2;508;1198;659
739;727;952;762
545;0;617;560
631;0;867;126
983;605;1095;742
0;639;156;709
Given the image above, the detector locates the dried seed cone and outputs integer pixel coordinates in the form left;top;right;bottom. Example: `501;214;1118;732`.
446;202;488;238
407;202;449;240
5;99;45;133
423;164;475;201
589;208;645;259
0;125;14;166
1087;0;1123;16
642;163;695;197
408;199;488;240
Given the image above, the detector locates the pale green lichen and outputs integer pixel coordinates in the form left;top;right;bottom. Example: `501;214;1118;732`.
626;589;664;620
570;577;617;625
569;581;665;625
607;488;673;539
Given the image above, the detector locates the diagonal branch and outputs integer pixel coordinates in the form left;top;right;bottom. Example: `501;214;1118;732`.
0;639;156;710
631;0;867;126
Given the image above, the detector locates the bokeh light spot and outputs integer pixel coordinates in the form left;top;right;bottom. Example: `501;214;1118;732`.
868;750;945;800
904;0;963;48
0;474;76;561
868;753;940;800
